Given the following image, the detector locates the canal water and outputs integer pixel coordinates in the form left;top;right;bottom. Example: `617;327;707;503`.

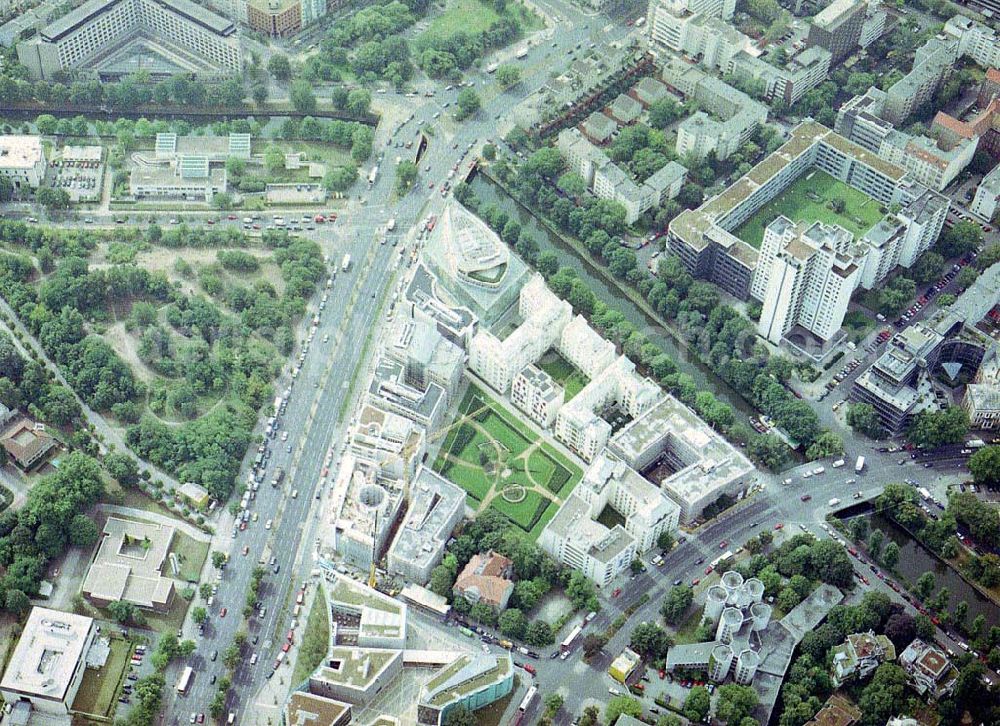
851;512;1000;629
468;172;758;423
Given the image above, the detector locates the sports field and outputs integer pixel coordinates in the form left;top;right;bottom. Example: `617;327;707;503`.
432;384;580;539
733;170;884;248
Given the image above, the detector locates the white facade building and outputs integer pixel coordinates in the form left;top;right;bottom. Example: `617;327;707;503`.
469;274;571;394
539;451;680;587
972;164;1000;221
0;135;47;191
609;395;754;522
554;355;661;462
647;0;736;53
755;218;861;345
511;365;564;429
0;608;97;722
943;15;1000;69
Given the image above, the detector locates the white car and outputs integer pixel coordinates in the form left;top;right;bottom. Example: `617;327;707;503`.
265;519;273;530
281;431;289;442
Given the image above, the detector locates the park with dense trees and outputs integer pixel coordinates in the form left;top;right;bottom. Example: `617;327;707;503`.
0;219;324;501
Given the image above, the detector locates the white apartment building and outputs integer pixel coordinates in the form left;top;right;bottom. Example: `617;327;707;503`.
575;451;680;552
554;355;661;462
469;274;571;394
647;0;736;53
558;314;617;381
659;61;768;162
538;450;680;587
0;135;46;191
859;0;886;47
538;493;636;588
880;130;977;192
557;128;688;224
943;15;1000;69
609;395;754;522
755;218;862;346
511;364;564;429
972;164;1000;221
17;0;242;80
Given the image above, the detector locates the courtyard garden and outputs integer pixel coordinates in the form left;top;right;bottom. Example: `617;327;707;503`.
432;384;580;539
536;351;589;401
733;169;885;248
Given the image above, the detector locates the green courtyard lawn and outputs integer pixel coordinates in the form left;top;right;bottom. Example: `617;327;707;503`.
733;169;885;249
419;0;541;45
432;384;581;539
537;351;589;401
420;0;502;43
72;636;131;718
167;531;210;583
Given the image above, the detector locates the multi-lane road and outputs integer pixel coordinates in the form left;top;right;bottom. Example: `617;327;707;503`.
160;5;635;721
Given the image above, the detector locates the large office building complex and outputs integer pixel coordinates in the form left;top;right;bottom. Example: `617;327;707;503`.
246;0;332;35
17;0;242;80
609;396;754;523
852;273;998;436
291;572;513;726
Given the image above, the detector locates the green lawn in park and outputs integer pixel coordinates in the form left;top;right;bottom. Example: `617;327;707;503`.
733;169;885;249
432;384;581;538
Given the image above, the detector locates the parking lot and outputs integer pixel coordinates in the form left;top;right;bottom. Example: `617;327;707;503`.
48;150;103;202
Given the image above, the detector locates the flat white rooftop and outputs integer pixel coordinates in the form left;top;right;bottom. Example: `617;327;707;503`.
0;607;93;702
0;136;43;170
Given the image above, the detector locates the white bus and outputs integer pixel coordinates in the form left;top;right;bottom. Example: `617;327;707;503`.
710;550;733;569
518;685;537;712
176;666;193;694
560;624;583;653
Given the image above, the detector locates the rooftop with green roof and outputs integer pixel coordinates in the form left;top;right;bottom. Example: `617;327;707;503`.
315;647;400;689
422;653;512;707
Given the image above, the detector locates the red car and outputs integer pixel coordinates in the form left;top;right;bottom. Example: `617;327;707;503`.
314;215;325;223
206;219;215;225
282;642;290;652
239;520;247;531
322;466;329;478
774;523;784;530
719;540;728;549
611;588;622;598
658;669;666;680
197;715;205;724
691;578;700;586
705;566;714;575
219;607;227;618
801;494;812;502
227;214;237;220
287;630;294;643
524;664;537;675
